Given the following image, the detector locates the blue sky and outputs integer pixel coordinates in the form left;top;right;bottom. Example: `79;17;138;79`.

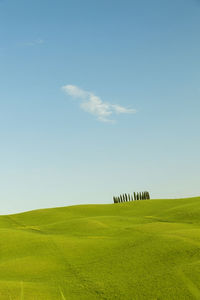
0;0;200;213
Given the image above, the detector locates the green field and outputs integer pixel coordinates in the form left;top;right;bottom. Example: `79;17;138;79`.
0;197;200;299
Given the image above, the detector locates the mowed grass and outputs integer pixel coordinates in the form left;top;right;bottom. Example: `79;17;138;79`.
0;198;200;299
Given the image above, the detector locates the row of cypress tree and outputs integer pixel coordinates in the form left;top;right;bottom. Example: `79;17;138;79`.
113;191;150;203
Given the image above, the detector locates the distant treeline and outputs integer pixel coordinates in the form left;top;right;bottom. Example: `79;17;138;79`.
113;191;150;203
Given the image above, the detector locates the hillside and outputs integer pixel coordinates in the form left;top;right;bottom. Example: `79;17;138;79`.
0;197;200;299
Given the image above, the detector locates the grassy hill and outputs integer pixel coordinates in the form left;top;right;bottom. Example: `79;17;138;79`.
0;197;200;299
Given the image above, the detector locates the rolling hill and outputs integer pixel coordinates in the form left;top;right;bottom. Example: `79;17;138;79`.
0;197;200;299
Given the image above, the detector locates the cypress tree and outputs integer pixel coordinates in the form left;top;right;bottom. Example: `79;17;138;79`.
113;191;151;203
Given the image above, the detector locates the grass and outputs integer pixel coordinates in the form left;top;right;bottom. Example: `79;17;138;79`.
0;197;200;299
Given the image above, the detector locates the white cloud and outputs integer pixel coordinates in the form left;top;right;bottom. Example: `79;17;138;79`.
62;84;136;122
23;39;44;46
62;85;88;99
112;104;136;114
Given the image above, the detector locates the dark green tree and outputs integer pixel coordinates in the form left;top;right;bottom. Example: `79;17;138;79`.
125;194;128;202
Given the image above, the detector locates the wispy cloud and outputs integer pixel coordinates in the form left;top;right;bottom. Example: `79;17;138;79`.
23;39;44;47
62;84;136;122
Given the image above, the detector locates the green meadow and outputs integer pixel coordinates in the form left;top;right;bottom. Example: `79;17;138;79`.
0;197;200;299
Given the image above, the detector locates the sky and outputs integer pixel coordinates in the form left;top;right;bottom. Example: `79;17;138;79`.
0;0;200;213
